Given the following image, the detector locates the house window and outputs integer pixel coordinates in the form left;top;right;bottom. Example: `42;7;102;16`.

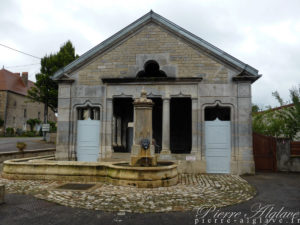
38;112;40;120
24;109;27;118
13;117;15;123
14;101;17;107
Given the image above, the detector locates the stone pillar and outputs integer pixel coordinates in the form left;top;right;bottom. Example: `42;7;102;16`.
105;98;113;158
116;117;122;146
236;82;255;174
130;90;157;166
191;98;198;154
112;116;117;146
121;118;127;148
161;98;171;154
55;82;72;161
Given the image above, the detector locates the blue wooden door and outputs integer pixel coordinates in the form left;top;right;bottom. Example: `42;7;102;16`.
205;119;231;173
77;119;101;162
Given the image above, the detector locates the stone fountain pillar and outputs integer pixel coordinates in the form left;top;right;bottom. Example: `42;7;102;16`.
130;90;157;166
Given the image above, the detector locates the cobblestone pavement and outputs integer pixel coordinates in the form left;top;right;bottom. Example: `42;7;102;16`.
0;174;256;213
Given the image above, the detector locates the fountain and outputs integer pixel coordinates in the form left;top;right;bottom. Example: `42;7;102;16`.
108;89;178;187
130;89;157;167
2;89;178;188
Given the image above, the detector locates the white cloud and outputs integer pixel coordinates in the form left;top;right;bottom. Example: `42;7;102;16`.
0;0;299;107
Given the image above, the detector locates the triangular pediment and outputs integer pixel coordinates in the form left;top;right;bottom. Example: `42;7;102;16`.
52;11;259;81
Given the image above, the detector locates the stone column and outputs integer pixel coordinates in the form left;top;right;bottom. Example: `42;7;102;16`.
191;98;198;154
112;116;117;146
117;117;122;146
130;90;156;166
105;98;113;158
55;82;72;161
161;98;171;154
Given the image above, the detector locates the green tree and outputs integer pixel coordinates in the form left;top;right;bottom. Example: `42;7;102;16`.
26;118;41;132
253;86;300;140
28;40;78;115
252;104;261;113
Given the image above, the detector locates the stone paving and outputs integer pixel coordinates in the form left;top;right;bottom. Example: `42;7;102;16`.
0;174;256;213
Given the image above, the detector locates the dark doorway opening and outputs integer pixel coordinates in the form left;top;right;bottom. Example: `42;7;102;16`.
150;98;162;153
113;98;133;152
113;97;162;153
170;98;192;153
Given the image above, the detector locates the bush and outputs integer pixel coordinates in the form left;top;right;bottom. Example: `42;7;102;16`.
23;131;36;137
15;128;24;136
5;127;15;136
16;142;27;151
48;121;57;133
27;118;41;132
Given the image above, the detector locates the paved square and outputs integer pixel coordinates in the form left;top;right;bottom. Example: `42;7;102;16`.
0;174;256;213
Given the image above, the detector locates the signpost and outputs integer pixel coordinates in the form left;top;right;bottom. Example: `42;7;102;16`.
42;124;50;132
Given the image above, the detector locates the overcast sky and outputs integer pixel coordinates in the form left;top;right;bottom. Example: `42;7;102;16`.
1;0;299;108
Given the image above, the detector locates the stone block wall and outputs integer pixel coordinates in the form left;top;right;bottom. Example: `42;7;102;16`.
1;91;56;131
76;22;235;85
276;140;300;172
54;22;256;175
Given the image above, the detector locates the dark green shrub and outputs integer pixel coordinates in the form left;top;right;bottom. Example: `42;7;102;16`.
5;127;15;136
21;131;36;137
26;118;41;132
48;121;57;133
16;128;24;136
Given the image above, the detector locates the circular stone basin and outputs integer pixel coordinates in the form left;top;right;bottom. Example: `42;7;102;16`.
106;161;178;188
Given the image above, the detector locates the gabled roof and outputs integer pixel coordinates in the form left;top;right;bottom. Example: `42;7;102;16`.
0;68;34;96
52;10;260;80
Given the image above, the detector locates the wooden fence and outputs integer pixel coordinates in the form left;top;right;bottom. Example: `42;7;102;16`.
252;132;277;172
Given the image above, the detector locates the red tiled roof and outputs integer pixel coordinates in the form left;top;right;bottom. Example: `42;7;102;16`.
0;68;35;96
255;103;295;114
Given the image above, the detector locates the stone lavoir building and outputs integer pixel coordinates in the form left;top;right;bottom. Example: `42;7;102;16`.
52;11;261;174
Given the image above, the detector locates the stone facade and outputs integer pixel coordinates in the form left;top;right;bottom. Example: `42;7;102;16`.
53;11;260;174
2;91;55;131
78;23;229;85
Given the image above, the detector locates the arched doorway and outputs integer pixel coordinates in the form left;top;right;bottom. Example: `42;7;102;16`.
205;105;231;173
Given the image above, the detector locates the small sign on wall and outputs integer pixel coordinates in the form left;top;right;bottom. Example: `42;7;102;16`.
42;124;50;132
186;155;196;161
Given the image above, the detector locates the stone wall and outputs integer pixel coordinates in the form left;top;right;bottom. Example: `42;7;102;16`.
276;140;300;172
0;148;55;171
4;91;56;131
0;91;7;133
76;22;235;85
55;22;255;175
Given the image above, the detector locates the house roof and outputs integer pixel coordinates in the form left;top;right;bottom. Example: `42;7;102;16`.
52;10;260;80
255;103;295;114
0;68;35;96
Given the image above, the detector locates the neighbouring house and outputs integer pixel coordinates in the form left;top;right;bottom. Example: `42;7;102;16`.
0;68;56;133
52;11;261;174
